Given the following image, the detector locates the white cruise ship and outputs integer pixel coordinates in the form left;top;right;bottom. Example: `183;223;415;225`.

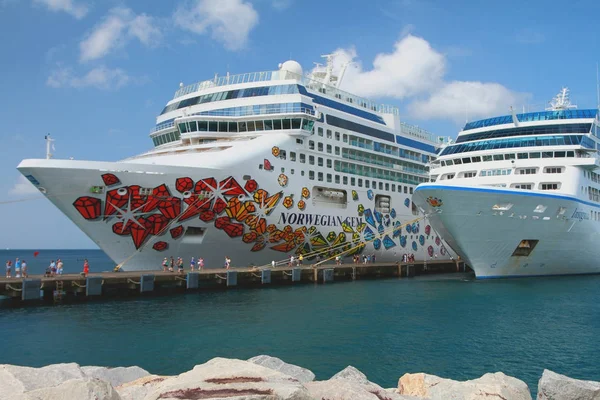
18;57;451;271
413;88;600;278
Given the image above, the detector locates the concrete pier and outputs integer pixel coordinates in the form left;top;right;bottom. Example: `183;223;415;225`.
0;259;468;306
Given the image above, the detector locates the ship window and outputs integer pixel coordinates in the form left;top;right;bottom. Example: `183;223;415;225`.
542;152;553;158
291;118;301;129
505;153;515;160
209;121;218;131
309;140;314;150
296;138;303;144
567;151;575;157
385;183;389;191
530;152;540;158
372;181;376;188
238;122;247;132
404;186;407;194
291;169;295;175
343;176;348;185
517;168;537;175
512;183;533;190
263;120;272;130
472;156;481;163
343;134;348;143
391;184;396;192
327;174;332;183
379;182;383;190
441;161;446;166
318;143;323;151
309;156;314;165
327;145;332;153
290;152;296;161
335;132;340;141
462;157;471;164
493;154;504;161
255;120;264;131
218;121;227;132
351;177;355;186
554;151;566;158
318;172;323;181
335;146;340;155
517;152;528;159
318;127;323;136
454;158;462;164
309;171;314;180
273;119;282;130
365;180;370;189
335;175;340;183
318;157;323;167
280;150;286;160
445;159;453;166
358;178;363;187
189;121;197;131
410;187;414;194
482;155;493;161
327;129;332;139
228;122;238;132
282;119;291;129
540;183;560;190
544;167;563;174
301;170;305;176
300;154;305;163
327;159;332;168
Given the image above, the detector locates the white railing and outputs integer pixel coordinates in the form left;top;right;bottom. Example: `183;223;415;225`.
172;69;400;116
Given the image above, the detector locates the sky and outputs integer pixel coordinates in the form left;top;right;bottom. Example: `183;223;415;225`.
1;0;600;249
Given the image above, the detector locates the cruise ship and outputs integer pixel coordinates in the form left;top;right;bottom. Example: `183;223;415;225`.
18;57;451;270
413;88;600;278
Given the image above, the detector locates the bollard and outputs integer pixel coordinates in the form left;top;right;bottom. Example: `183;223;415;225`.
292;267;301;282
261;269;271;284
226;270;237;287
140;274;155;293
21;279;42;301
187;272;199;289
323;268;334;283
86;277;103;296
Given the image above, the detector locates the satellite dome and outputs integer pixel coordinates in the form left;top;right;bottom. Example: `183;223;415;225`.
279;60;303;76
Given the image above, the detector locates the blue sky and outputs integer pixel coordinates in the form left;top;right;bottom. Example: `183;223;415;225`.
1;0;599;249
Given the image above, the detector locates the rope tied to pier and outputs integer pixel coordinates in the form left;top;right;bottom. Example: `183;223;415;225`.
127;278;141;285
215;274;227;280
6;284;22;292
71;281;87;288
174;276;186;281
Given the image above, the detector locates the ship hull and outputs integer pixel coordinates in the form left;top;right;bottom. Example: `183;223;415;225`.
413;183;600;278
18;157;449;271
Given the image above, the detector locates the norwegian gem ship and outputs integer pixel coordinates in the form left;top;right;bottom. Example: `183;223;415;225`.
413;88;600;278
18;57;451;270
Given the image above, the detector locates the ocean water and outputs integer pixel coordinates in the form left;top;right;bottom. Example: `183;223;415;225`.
1;250;599;394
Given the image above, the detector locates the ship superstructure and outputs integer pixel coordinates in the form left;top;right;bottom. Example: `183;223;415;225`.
413;88;600;278
18;57;451;270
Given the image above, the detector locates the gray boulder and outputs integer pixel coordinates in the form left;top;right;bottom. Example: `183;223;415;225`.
144;357;312;400
537;369;600;400
331;365;370;385
0;363;86;400
248;355;315;383
24;378;121;400
398;372;532;400
115;375;169;400
82;366;150;387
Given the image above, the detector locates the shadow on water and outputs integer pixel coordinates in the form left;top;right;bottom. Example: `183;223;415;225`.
0;270;598;397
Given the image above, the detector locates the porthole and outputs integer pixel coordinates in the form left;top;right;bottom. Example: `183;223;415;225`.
183;191;192;199
38;187;47;194
117;188;128;196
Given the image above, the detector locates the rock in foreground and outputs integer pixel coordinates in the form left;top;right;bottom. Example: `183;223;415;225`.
537;369;600;400
248;355;315;383
398;371;532;400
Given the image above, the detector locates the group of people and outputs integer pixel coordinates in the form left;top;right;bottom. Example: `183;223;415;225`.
44;259;65;277
402;254;416;263
282;254;303;267
5;258;28;278
162;256;205;273
352;254;377;264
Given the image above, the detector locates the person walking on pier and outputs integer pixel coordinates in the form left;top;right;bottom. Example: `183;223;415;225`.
83;259;90;277
162;257;168;272
190;257;195;271
15;258;21;278
224;256;231;269
298;254;303;266
49;260;56;276
198;257;204;270
56;259;63;275
5;260;11;278
169;256;175;272
177;257;184;273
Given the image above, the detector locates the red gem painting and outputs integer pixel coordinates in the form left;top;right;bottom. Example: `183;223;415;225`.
158;197;181;220
215;216;231;229
73;196;102;220
130;218;150;249
176;177;194;193
101;173;120;186
222;222;244;238
219;176;245;196
170;225;184;239
244;179;258;193
179;197;203;221
195;177;217;194
112;221;132;236
199;210;215;222
104;189;128;218
144;214;169;235
153;241;168;251
263;159;273;171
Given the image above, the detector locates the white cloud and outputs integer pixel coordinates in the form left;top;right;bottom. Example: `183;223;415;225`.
10;176;40;196
79;7;161;62
272;0;293;10
47;66;130;90
409;81;527;123
33;0;89;19
322;34;525;122
173;0;259;51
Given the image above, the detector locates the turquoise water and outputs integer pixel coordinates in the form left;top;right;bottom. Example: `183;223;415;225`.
1;250;599;393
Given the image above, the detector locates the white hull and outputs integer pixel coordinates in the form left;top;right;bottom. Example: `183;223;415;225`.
18;142;448;271
413;184;600;278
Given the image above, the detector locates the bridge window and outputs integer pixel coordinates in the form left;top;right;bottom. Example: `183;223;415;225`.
544;167;563;174
540;183;560;190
